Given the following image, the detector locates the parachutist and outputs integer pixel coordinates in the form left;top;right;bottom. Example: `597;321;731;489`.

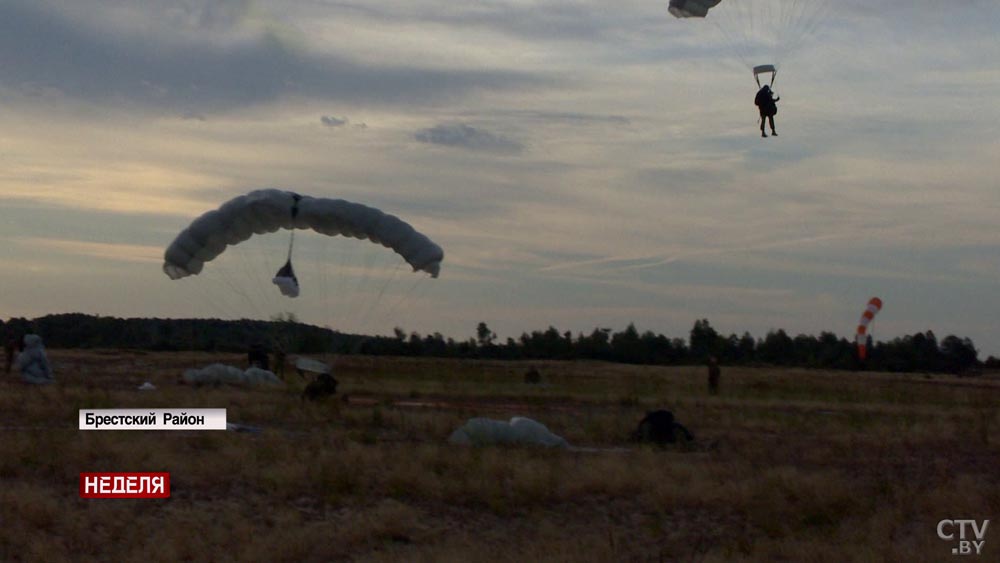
632;410;694;445
4;333;17;374
272;259;300;298
707;356;720;395
248;341;269;370
755;85;779;138
302;372;338;401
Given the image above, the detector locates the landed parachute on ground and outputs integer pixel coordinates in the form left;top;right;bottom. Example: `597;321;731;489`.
668;0;834;86
182;364;284;387
856;297;882;361
449;417;569;448
163;189;444;297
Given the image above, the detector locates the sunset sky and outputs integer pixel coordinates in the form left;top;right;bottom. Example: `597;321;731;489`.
1;1;998;354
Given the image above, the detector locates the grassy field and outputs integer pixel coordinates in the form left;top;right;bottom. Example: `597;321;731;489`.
1;350;998;562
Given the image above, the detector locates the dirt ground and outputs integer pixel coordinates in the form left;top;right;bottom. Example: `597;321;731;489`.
1;350;998;561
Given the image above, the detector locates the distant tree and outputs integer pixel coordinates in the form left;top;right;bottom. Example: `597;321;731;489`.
577;328;613;360
940;335;979;375
736;332;757;362
689;319;720;361
6;313;985;375
758;329;794;365
476;322;496;348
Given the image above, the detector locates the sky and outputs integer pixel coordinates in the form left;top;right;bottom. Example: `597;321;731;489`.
1;0;998;355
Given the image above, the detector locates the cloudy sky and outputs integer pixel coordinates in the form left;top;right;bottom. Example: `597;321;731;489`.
1;0;998;354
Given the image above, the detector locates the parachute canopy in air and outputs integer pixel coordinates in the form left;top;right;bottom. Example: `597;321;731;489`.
162;189;444;285
753;64;777;87
668;0;722;18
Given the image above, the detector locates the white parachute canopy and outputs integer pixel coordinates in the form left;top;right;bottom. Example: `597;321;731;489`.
182;364;284;387
668;0;834;77
163;189;443;283
448;417;570;448
161;189;444;336
295;357;331;375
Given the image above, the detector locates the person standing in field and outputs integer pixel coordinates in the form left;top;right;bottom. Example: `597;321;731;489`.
272;347;287;379
247;341;269;370
707;356;720;395
4;333;17;374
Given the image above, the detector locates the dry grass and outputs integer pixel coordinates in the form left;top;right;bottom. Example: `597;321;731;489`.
1;350;998;561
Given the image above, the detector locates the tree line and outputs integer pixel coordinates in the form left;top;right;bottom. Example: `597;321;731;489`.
1;314;993;375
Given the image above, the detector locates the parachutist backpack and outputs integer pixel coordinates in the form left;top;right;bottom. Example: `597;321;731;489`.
633;410;694;445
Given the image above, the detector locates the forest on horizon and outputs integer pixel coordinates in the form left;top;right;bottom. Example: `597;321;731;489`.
3;313;994;376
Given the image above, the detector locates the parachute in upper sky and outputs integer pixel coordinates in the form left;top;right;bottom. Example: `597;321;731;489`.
668;0;833;85
163;189;444;297
856;297;882;361
668;0;722;18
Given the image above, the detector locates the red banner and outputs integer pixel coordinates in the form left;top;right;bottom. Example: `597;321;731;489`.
79;472;170;498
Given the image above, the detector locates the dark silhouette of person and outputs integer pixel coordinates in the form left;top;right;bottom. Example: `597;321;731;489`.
302;372;339;401
272;348;287;379
632;410;694;445
4;334;18;374
754;85;780;138
524;366;541;384
707;356;721;395
247;341;269;370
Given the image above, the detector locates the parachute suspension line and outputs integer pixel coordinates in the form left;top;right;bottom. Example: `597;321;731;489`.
371;270;432;338
190;274;250;324
194;235;272;321
358;261;404;335
710;19;751;70
775;0;801;64
776;0;834;68
218;263;269;320
286;230;296;263
235;240;279;317
734;1;755;69
286;193;300;265
341;237;381;331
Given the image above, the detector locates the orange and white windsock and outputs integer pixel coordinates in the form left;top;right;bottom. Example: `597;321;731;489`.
856;297;882;360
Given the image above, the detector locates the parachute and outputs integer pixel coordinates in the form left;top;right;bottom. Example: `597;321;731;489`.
668;0;833;84
856;297;882;361
668;0;722;18
448;417;570;448
181;364;284;387
163;189;443;285
162;189;444;340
